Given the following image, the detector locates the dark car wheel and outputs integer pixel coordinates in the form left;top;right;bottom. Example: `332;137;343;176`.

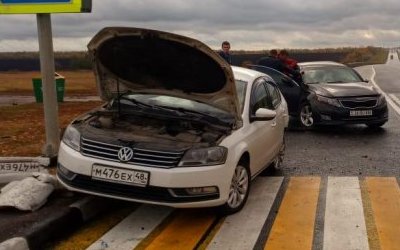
299;102;314;128
219;164;250;215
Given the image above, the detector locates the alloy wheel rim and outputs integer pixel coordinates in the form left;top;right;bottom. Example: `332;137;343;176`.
274;142;285;169
300;105;314;127
227;166;249;209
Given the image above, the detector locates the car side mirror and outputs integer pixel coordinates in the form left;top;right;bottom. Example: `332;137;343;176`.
251;108;276;122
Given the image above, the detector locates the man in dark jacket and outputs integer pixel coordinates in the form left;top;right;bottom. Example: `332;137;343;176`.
257;49;285;71
218;41;232;64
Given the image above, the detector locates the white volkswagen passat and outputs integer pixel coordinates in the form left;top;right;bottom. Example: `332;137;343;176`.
57;27;289;214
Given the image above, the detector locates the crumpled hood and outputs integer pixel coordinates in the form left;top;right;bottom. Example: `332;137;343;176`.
87;27;242;125
308;82;380;97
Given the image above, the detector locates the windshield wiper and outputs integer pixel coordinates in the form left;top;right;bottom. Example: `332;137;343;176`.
326;81;345;83
158;106;233;127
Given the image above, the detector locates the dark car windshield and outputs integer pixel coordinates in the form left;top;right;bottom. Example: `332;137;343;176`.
303;66;363;84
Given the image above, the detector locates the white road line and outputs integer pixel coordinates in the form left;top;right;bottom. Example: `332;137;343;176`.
389;93;400;107
86;205;173;250
323;177;369;250
207;177;284;250
370;66;400;116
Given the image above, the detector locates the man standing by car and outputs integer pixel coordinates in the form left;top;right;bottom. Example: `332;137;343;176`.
278;50;303;84
257;49;283;71
218;41;232;64
258;49;302;83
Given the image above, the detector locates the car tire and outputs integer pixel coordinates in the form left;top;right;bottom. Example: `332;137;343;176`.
298;102;314;128
366;122;386;129
218;163;251;215
261;137;285;176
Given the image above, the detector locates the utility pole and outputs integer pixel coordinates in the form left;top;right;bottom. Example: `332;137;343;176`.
37;13;59;157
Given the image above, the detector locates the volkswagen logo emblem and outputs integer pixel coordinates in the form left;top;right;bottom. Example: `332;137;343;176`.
118;147;134;162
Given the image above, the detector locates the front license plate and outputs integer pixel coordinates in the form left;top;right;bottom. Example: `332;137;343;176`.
349;110;373;117
91;164;149;187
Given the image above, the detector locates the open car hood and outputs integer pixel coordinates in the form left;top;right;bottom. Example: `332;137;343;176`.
87;27;242;125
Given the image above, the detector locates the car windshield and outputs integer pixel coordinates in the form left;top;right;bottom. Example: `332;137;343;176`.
235;79;247;113
303;66;363;84
116;93;233;119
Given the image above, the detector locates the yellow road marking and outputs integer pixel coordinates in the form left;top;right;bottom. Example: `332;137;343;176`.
366;177;400;250
264;177;320;250
53;205;135;250
143;209;216;250
360;179;381;250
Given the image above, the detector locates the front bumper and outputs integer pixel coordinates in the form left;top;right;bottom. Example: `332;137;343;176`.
310;100;389;125
57;142;233;208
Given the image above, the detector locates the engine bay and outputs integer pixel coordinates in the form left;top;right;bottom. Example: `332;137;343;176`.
82;110;227;146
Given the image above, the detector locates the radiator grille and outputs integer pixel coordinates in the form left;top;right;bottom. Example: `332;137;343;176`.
80;137;185;168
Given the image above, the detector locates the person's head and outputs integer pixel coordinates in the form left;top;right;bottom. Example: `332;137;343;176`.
221;41;231;54
269;49;278;57
278;49;289;60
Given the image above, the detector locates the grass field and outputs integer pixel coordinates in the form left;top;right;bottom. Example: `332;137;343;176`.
0;70;97;96
0;101;103;156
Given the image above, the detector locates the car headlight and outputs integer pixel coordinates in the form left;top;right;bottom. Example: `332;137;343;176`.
316;95;341;108
62;125;81;151
376;94;386;106
178;147;227;167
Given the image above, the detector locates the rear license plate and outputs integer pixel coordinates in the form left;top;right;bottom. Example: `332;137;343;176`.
91;164;149;187
349;110;373;116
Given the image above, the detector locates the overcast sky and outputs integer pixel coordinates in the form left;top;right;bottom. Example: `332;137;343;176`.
1;0;400;52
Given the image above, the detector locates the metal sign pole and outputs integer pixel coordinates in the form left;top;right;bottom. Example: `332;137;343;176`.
36;13;60;157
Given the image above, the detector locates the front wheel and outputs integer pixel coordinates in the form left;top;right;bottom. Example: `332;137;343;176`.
219;164;250;215
299;103;314;128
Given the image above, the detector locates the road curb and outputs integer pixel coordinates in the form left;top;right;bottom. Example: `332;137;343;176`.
0;196;112;250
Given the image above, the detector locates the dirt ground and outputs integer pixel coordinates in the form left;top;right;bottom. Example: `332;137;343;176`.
0;70;97;96
0;101;103;156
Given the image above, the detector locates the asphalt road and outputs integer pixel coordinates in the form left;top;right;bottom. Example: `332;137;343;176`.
280;52;400;177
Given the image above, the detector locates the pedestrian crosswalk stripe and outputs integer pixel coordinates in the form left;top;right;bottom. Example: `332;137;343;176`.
86;205;173;250
142;209;216;250
323;177;369;250
50;176;400;250
264;177;321;250
366;177;400;250
207;177;283;250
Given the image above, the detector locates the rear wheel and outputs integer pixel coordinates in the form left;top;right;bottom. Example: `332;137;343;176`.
261;137;285;176
219;164;250;215
299;102;314;128
272;138;285;170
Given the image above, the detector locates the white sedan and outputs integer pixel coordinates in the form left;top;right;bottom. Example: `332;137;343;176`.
57;27;288;214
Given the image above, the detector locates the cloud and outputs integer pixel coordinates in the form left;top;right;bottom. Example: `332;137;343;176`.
1;0;400;51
